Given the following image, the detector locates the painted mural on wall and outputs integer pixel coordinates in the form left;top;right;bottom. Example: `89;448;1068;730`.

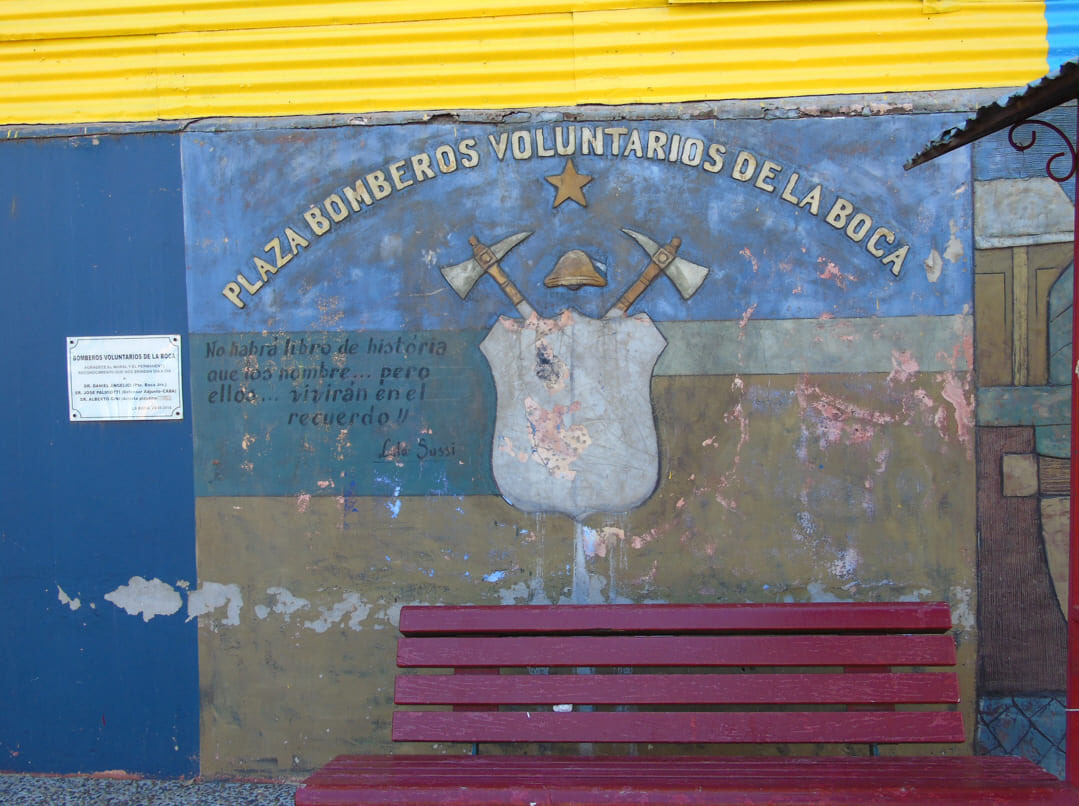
182;111;977;774
186;120;955;497
968;107;1076;777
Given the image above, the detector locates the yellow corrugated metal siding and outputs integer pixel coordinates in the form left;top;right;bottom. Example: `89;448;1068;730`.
0;1;1051;125
0;1;662;41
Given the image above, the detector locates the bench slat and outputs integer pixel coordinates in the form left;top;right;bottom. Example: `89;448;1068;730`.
392;710;966;744
398;602;954;636
297;755;1075;806
306;754;1062;785
397;634;957;668
299;783;1075;806
395;671;960;705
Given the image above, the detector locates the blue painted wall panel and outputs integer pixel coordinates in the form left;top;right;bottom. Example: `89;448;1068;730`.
0;134;197;776
973;104;1078;200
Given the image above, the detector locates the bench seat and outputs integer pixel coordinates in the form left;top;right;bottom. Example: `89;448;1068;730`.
296;603;1079;806
299;754;1075;805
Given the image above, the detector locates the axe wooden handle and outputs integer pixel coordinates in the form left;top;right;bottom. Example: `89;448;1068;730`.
611;237;681;314
470;236;527;308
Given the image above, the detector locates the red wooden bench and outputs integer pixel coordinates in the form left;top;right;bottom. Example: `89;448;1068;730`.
296;602;1078;805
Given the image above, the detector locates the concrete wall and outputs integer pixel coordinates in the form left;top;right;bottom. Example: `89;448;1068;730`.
4;92;1065;778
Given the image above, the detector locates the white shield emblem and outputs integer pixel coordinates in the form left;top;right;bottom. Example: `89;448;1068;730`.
480;308;667;520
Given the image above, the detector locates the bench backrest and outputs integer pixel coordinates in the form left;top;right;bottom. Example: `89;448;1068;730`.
392;602;963;747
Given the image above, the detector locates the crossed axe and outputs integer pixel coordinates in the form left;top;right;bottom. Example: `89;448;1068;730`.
440;229;710;317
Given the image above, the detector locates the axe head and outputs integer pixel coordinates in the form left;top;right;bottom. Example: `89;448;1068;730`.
622;228;710;300
665;254;709;300
440;231;532;298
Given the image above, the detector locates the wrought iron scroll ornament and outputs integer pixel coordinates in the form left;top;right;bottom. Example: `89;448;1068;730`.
1008;118;1078;183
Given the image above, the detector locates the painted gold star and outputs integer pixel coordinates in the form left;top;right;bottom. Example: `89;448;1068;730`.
545;159;592;208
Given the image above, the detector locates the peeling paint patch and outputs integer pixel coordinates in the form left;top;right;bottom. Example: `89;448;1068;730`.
944;220;965;263
386;486;402;518
483;570;508;583
334;428;351;461
795;510;818;537
887;350;919;385
924;249;943;283
816;258;855;289
499;308;575;335
580;526;626;559
497;581;532;605
304;592;371;633
739;247;760;273
313;294;345;329
869;448;890;487
374;600;422;628
296;493;311;513
522;397;591;480
498;435;531;463
105;577;183;622
912;388;935;410
804;582;854;603
717;404;748;497
737;303;758;340
939;370;975;456
57;585;81;611
700;375;751;512
796;378;894;449
630;527;661;550
187;582;243;627
898;588;933;602
829;547;861;578
950;586;975;634
256;587;311;622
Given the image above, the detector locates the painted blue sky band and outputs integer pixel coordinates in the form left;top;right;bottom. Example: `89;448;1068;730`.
183;115;972;334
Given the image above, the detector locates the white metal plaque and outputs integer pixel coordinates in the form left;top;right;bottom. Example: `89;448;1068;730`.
67;335;183;422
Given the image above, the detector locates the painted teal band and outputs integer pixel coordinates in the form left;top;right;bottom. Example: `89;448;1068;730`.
654;315;971;377
193;317;972;497
977;385;1072;426
191;331;496;498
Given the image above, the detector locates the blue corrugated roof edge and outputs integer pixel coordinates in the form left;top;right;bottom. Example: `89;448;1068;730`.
1049;0;1079;71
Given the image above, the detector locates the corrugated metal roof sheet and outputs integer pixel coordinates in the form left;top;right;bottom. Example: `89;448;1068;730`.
1048;0;1079;69
0;1;661;41
907;58;1079;168
0;1;1056;125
